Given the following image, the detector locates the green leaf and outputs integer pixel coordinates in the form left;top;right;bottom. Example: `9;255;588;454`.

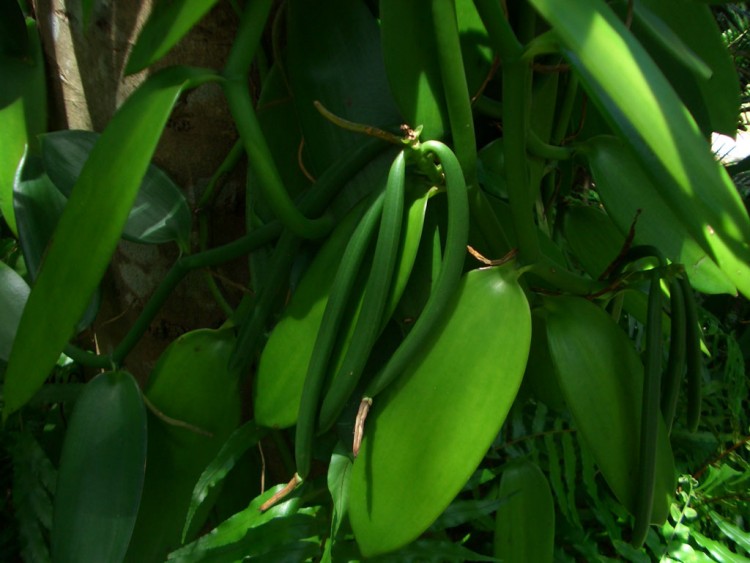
170;513;322;563
13;151;67;278
0;260;29;362
543;295;676;524
582;136;736;295
627;0;740;136
379;0;447;139
12;152;101;333
2;66;219;421
350;266;531;557
432;498;506;532
494;460;555;563
530;0;750;298
41;130;192;250
167;485;304;560
691;529;750;562
126;328;241;562
285;0;400;175
327;443;353;538
182;420;266;542
626;1;712;80
125;0;220;75
51;371;147;563
0;17;46;235
709;511;750;554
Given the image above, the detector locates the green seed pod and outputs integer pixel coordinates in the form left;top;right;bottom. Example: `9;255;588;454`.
349;265;531;557
254;197;373;428
494;459;555;563
543;295;675;525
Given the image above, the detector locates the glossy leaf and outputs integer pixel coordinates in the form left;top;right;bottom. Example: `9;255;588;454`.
126;0;220;75
13;152;101;332
0;260;29;362
167;485;304;560
41;130;192;250
543;295;676;524
530;0;750;298
182;420;265;542
380;0;447;139
251;63;311;221
583;136;736;295
327;443;353;538
0;17;46;235
2;66;219;421
51;371;147;563
494;459;555;563
350;265;531;557
126;328;241;562
13;151;66;278
286;0;400;175
628;0;740;136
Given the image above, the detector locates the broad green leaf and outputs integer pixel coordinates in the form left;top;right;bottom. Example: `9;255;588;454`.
327;443;353;538
0;17;46;235
625;1;711;80
580;137;736;295
628;0;740;136
350;266;531;557
41;130;192;250
0;261;29;362
380;0;491;141
126;328;241;562
543;295;676;524
2;66;219;421
51;371;147;563
125;0;220;75
169;513;322;563
494;460;555;563
251;63;311;222
286;0;400;175
182;420;266;542
13;151;66;278
432;498;506;532
380;0;446;139
167;485;303;560
13;152;101;332
530;0;750;298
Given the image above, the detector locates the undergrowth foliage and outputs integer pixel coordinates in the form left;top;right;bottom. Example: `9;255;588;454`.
1;0;750;561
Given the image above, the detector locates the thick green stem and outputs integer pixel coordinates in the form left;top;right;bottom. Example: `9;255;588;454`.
474;0;524;60
223;0;333;239
433;0;512;256
503;60;542;262
552;74;579;145
431;0;477;186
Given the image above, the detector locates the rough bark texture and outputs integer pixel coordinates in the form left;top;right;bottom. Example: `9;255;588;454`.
32;0;248;379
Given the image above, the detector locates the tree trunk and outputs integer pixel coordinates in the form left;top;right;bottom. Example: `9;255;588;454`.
32;0;248;379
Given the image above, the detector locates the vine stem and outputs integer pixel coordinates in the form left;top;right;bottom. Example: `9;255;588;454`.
223;0;333;239
433;0;512;256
